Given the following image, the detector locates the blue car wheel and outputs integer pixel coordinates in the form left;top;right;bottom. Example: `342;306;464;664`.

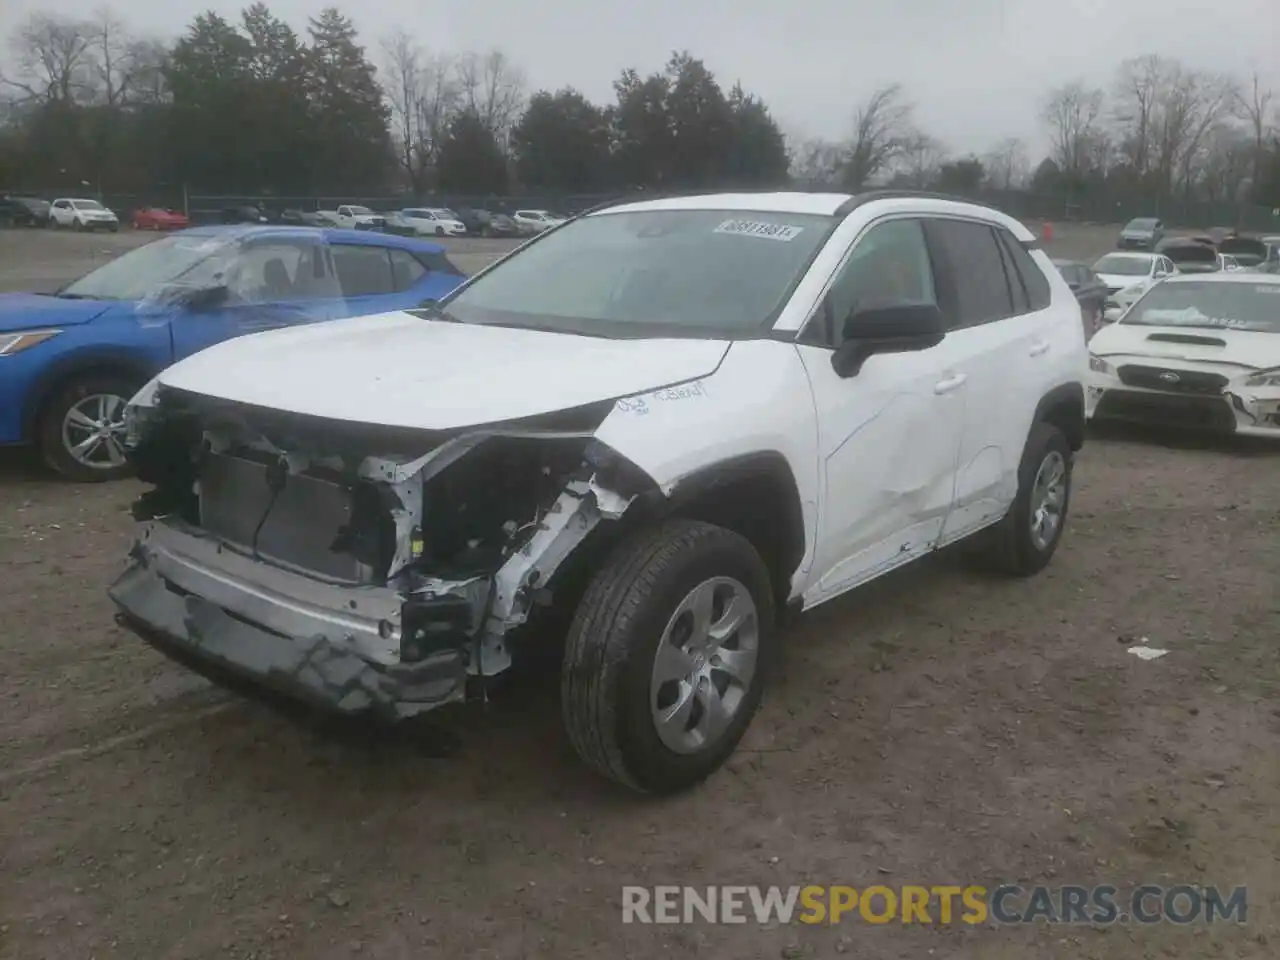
38;373;138;482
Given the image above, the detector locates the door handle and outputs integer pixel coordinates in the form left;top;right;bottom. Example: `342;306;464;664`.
934;373;967;395
1029;341;1050;357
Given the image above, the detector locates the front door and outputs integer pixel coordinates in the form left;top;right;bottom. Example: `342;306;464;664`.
167;238;339;360
796;217;965;605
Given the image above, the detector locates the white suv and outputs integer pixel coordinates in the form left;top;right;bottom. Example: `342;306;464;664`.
111;191;1087;794
49;197;119;231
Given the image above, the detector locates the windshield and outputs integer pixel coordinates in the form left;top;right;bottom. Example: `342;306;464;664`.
1121;281;1280;333
348;205;373;215
433;209;457;219
1125;219;1156;230
74;200;104;211
1094;255;1151;276
59;234;237;300
404;209;431;218
436;208;834;337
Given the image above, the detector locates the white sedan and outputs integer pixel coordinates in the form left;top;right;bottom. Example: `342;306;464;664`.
397;208;467;237
49;198;120;231
1092;252;1176;321
1087;273;1280;437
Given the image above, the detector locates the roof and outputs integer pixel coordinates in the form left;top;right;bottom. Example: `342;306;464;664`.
176;224;445;253
597;192;855;217
1164;271;1280;286
588;190;1031;239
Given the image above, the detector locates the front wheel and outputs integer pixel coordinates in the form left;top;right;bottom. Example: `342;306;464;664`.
561;519;776;794
970;421;1072;576
37;374;139;482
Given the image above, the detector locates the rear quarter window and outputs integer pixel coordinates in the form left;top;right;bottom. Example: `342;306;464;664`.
997;230;1051;311
417;250;464;276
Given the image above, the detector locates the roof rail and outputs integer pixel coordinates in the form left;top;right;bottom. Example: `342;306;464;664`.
835;189;995;216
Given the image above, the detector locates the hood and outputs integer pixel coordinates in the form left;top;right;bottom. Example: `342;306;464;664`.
1090;322;1280;371
155;311;733;430
0;293;114;333
1219;237;1266;261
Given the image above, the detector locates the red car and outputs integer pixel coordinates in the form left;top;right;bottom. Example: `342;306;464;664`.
131;207;190;231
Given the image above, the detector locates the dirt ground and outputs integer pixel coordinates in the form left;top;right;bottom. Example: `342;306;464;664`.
1;223;1278;960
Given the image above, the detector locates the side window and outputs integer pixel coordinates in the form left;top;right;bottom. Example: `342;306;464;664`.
807;218;937;347
926;220;1014;327
227;241;314;300
331;244;395;297
998;238;1030;313
417;251;464;276
994;228;1051;312
389;248;427;291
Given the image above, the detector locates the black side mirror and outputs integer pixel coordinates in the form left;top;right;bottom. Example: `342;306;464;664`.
185;284;230;310
831;303;946;378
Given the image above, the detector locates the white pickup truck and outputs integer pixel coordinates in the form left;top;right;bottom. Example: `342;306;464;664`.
321;204;387;231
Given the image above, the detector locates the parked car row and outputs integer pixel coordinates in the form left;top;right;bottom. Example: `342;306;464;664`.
212;202;571;237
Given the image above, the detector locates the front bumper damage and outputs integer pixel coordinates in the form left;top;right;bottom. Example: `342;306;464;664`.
109;402;640;719
110;519;463;717
1086;368;1280;436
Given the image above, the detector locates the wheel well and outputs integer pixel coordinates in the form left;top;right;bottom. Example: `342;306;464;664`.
1036;382;1085;452
25;357;153;438
663;454;807;608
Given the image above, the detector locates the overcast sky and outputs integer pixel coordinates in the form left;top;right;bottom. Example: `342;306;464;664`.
3;0;1278;158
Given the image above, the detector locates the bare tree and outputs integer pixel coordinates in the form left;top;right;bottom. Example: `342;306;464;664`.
1233;72;1275;190
1152;66;1237;197
455;49;525;144
416;54;460;173
790;138;844;187
2;13;96;105
381;30;426;189
982;137;1028;189
1196;122;1253;203
1040;81;1104;176
842;83;915;189
1112;55;1167;176
895;131;947;187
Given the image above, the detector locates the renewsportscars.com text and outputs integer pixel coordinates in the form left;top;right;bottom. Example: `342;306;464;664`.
621;884;1248;925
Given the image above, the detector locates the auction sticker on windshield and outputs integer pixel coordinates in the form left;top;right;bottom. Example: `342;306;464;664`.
714;219;804;242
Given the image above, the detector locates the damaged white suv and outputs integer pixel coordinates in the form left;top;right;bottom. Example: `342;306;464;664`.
110;191;1088;793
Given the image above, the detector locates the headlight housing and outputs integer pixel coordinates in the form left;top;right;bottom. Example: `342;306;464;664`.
1240;368;1280;388
1089;354;1115;375
123;376;163;448
0;329;61;356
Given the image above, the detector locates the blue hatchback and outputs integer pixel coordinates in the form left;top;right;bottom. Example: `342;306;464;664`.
0;226;468;480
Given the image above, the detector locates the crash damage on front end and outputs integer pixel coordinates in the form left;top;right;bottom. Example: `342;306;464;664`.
109;385;653;719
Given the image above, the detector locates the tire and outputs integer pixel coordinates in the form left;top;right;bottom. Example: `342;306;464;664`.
561;519;776;794
435;226;444;237
37;373;140;482
73;219;86;231
971;421;1072;577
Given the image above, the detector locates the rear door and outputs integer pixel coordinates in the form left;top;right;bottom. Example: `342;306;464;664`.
927;218;1055;544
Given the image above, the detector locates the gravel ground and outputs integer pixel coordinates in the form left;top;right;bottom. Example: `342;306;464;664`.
1;223;1277;960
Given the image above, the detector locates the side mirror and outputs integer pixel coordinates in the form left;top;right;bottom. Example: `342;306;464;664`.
831;303;946;378
185;284;230;311
1067;280;1080;291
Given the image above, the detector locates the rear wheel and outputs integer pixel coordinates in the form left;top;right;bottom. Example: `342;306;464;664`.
970;421;1072;576
37;373;139;482
561;519;776;794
